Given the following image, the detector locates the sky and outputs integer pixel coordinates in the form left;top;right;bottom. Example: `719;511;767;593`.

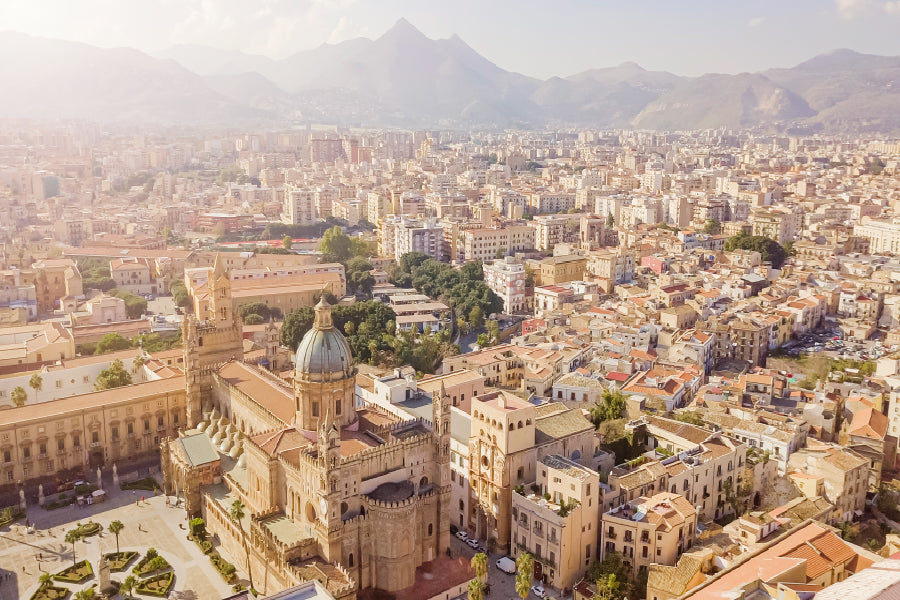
2;0;900;78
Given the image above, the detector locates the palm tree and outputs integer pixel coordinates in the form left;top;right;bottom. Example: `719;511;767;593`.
75;588;95;600
65;530;80;567
121;574;137;599
29;374;42;403
471;552;488;587
467;577;484;600
39;573;51;587
229;499;254;591
108;520;124;554
11;386;26;407
515;552;533;600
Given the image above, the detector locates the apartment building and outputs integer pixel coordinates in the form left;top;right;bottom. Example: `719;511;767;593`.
30;259;83;313
483;257;528;313
381;216;446;262
110;257;158;296
601;492;696;580
539;255;587;286
787;441;868;525
532;215;577;251
281;185;316;225
529;192;575;213
854;218;900;254
462;224;535;263
511;455;600;590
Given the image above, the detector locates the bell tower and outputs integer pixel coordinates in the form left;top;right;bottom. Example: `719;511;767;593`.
432;381;452;556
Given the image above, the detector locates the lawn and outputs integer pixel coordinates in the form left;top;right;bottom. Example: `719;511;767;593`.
136;571;175;597
120;477;160;492
104;551;139;572
53;560;93;584
71;521;102;537
134;548;170;576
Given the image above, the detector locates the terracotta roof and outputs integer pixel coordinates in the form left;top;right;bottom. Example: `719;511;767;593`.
217;361;294;425
849;406;888;440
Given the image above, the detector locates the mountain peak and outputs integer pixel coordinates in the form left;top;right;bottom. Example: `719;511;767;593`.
382;18;427;40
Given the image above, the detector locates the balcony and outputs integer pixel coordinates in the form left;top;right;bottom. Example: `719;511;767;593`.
57;448;67;456
157;425;167;432
606;530;617;540
90;442;102;449
38;453;49;460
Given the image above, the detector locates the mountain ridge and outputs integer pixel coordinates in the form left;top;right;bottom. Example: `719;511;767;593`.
3;22;900;131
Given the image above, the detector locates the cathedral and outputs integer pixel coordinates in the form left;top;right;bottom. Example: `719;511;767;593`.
161;257;452;597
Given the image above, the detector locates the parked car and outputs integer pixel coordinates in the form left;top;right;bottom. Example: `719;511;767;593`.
455;530;468;541
466;538;480;549
531;584;546;598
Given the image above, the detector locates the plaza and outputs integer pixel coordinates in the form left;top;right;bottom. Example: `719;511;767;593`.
0;478;244;600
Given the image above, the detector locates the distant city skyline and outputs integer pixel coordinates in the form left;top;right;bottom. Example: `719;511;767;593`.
3;0;900;78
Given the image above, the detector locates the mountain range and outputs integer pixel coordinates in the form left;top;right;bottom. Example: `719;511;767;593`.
2;19;900;132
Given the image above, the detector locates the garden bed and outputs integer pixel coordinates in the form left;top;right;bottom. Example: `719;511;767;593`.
120;477;160;492
104;551;139;572
0;506;25;528
53;560;93;584
210;552;236;583
29;583;70;600
136;571;174;597
134;549;170;576
71;521;102;537
44;496;76;511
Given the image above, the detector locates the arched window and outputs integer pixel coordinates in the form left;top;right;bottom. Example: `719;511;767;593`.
348;553;354;567
420;476;429;487
459;499;464;510
335;398;342;416
517;421;523;429
428;523;433;536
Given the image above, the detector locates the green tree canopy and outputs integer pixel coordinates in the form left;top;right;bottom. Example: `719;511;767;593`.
109;289;147;319
283;235;293;250
589;388;627;427
170;280;191;309
724;233;788;268
11;386;27;407
346;256;375;296
97;333;131;354
95;359;133;390
319;226;370;264
703;219;722;235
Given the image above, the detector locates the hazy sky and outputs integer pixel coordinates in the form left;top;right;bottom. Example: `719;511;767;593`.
3;0;900;77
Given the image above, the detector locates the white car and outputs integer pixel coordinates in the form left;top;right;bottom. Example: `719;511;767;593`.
455;530;468;541
531;584;545;598
466;538;480;549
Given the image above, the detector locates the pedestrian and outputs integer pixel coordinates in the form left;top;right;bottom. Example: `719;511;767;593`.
38;552;42;560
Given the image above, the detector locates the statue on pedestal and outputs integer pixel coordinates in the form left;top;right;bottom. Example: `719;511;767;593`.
98;555;118;599
38;484;44;507
96;466;103;490
112;463;119;487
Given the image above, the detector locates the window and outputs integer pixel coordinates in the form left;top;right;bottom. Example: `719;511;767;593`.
335;398;342;416
2;450;9;463
428;523;433;536
55;380;62;388
127;423;134;435
111;427;119;441
92;432;99;444
144;419;150;433
73;435;80;448
312;401;319;417
23;447;31;459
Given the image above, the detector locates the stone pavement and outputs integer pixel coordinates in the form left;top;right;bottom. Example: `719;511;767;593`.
0;481;244;600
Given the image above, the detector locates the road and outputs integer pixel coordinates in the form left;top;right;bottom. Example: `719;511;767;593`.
449;535;569;600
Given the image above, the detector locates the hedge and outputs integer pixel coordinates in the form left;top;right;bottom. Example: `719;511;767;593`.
30;583;70;600
104;551;139;572
53;560;93;584
135;571;174;597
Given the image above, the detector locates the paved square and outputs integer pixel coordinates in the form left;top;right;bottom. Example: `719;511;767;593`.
0;481;246;600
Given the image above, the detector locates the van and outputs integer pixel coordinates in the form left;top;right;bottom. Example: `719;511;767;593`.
496;556;516;574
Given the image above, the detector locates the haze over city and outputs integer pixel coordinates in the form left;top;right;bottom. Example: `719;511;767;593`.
1;3;900;600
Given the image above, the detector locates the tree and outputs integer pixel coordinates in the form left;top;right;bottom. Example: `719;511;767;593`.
487;320;501;344
65;529;80;567
282;235;293;250
320;226;353;264
11;386;26;407
593;573;623;600
471;552;488;587
170;280;191;309
477;333;490;348
469;306;484;330
27;374;42;403
723;233;787;268
586;551;628;586
703;219;722;235
97;333;131;354
515;552;533;600
75;589;95;600
108;520;124;554
230;499;254;591
346;256;375;296
95;359;133;390
676;411;705;426
524;265;535;288
467;578;485;600
121;574;137;599
589;388;627;427
607;212;615;228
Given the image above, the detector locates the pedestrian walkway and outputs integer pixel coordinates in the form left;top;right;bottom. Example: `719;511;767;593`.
0;477;240;600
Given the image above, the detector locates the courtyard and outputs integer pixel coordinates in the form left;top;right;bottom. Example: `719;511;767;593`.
0;479;244;600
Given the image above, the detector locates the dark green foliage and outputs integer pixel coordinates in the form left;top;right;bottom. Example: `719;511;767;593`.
120;477;160;492
103;551;138;572
95;359;132;390
346;256;375;296
238;302;280;323
189;517;207;540
281;301;397;364
131;331;181;353
675;411;705;426
96;333;130;354
589;389;627;427
703;219;722;234
135;571;174;597
53;560;93;583
170;280;191;308
260;222;331;241
109;289;147;319
389;254;503;321
319;226;370;264
723;233;788;268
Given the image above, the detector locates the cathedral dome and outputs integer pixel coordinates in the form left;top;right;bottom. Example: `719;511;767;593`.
295;295;354;380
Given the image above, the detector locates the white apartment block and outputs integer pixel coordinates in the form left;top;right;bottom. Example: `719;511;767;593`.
381;216;445;262
529;192;575;213
532;215;575;251
854;218;900;254
462;224;535;263
483;257;527;313
281;185;316;225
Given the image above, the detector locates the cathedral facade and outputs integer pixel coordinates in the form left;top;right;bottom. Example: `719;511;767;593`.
162;258;451;597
